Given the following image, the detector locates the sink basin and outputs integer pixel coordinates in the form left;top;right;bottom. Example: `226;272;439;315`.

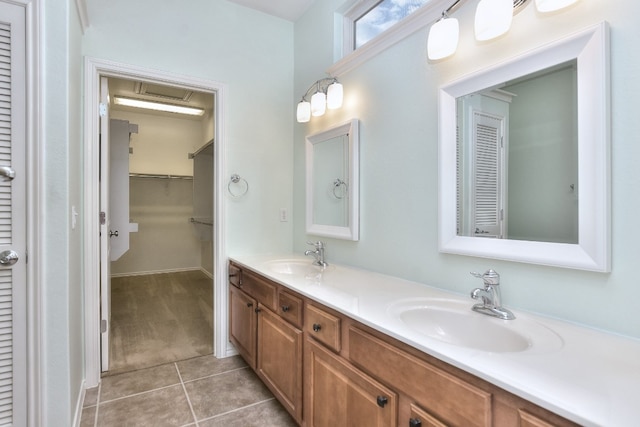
388;298;562;353
264;259;330;276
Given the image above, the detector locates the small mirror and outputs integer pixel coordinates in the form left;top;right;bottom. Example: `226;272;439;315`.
439;23;610;271
306;119;359;240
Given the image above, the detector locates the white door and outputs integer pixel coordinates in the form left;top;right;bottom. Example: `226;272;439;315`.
0;1;27;424
109;119;136;261
99;77;112;372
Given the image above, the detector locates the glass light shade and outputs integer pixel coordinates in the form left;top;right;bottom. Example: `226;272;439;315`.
311;91;326;117
326;82;343;110
297;101;311;123
428;18;459;60
475;0;513;42
535;0;579;12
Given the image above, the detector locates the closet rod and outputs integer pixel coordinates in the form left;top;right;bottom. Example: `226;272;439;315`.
129;173;193;180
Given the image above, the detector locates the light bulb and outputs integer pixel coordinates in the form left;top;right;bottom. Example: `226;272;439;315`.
297;100;311;123
327;82;343;110
535;0;579;12
311;91;326;117
475;0;513;42
428;17;459;60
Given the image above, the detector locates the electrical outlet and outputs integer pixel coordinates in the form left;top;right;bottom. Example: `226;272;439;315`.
280;208;288;222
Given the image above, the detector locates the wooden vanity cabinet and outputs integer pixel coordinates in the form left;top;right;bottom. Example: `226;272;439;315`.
228;263;303;424
228;284;257;369
305;337;398;427
229;263;578;427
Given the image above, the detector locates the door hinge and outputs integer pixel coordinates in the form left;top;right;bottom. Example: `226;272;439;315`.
99;103;107;117
500;209;504;221
101;319;107;333
100;211;106;225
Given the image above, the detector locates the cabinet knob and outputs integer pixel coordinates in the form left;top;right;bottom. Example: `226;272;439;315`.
281;305;290;312
376;396;388;408
409;418;422;427
255;307;262;313
246;302;253;308
312;323;322;332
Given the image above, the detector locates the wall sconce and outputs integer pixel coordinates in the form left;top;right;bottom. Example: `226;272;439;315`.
427;0;580;61
296;77;343;123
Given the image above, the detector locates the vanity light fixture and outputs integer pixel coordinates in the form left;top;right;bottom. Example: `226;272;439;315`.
427;0;581;61
296;77;343;123
113;96;205;116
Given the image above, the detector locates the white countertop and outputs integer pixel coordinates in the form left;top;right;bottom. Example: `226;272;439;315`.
230;254;640;427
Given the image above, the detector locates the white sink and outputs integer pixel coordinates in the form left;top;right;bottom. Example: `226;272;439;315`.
264;259;331;276
388;298;563;353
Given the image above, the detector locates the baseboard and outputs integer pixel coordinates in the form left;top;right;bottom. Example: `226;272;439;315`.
200;267;213;279
110;267;201;278
71;379;86;427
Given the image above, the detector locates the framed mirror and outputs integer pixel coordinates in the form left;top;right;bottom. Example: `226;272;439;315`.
438;22;610;272
306;119;359;240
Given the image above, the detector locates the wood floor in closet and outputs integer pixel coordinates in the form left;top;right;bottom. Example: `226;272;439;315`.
107;270;213;375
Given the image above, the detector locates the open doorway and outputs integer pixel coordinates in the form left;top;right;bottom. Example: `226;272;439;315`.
83;58;229;388
104;77;215;374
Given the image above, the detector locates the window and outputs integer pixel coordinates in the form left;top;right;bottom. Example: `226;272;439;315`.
330;0;436;76
354;0;430;49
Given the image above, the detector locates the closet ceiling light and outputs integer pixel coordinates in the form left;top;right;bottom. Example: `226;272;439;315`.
113;96;205;116
427;0;580;61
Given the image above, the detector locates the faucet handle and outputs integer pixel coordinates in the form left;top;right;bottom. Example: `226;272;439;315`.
306;241;325;249
470;269;500;285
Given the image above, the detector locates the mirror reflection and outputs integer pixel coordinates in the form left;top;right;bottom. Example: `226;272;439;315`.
456;60;578;244
312;134;349;227
306;119;359;241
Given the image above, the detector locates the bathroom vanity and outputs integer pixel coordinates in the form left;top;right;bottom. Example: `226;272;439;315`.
226;255;640;426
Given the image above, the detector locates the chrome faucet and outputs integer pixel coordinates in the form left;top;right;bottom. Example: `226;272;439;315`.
304;241;327;267
470;269;515;320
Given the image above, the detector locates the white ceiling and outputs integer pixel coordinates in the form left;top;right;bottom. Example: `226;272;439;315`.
226;0;316;22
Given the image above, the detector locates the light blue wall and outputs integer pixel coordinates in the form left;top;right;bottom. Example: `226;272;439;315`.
42;0;85;424
294;0;640;339
82;0;295;255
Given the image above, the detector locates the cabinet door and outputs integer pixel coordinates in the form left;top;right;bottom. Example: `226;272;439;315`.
257;306;303;423
306;338;397;427
229;285;257;369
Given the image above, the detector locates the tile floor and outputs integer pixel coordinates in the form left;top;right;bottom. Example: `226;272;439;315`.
80;355;298;427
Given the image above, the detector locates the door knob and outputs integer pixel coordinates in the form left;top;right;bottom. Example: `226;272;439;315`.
109;230;119;237
0;166;15;182
0;250;18;266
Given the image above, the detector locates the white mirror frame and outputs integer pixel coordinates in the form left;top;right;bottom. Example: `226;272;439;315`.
439;22;610;272
306;119;360;241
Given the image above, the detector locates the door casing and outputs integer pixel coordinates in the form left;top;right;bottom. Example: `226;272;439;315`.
83;57;230;387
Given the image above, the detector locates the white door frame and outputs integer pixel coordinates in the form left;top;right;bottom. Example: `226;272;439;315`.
83;57;229;387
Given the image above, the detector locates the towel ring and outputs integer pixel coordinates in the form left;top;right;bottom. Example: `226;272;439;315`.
332;178;348;199
228;174;249;198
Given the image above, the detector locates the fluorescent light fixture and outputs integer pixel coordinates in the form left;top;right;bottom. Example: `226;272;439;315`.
113;96;205;116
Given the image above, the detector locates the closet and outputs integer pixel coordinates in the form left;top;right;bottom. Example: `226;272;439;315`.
106;77;215;374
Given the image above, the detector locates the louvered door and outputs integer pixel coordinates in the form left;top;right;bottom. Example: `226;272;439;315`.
0;2;27;426
472;111;504;238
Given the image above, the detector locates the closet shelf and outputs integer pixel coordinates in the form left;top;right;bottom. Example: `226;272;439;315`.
130;173;193;180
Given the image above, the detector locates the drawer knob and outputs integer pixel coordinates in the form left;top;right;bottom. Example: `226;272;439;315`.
312;323;322;332
376;396;388;408
281;305;290;312
246;302;253;308
255;307;262;313
409;418;422;427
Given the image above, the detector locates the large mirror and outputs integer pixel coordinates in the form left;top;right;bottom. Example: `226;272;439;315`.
306;119;359;240
439;22;610;271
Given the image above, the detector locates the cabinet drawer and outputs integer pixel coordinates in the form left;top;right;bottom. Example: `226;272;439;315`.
306;304;341;352
239;269;277;311
279;290;303;328
228;263;242;288
349;327;491;427
410;403;449;427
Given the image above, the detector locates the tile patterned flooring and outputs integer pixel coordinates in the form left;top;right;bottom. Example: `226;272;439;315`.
81;355;298;427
